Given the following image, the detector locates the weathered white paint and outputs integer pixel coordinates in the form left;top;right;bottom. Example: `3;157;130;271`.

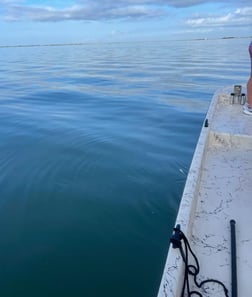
157;87;252;297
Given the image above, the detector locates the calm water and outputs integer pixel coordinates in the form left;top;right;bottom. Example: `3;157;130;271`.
0;38;249;297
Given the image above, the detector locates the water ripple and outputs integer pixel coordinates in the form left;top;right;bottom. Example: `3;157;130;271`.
0;38;250;297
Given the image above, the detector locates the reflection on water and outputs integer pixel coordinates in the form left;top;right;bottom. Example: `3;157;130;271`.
0;38;249;297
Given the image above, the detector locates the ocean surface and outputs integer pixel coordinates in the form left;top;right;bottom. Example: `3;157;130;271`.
0;38;249;297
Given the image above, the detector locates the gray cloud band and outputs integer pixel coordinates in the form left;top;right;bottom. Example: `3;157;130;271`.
1;0;252;23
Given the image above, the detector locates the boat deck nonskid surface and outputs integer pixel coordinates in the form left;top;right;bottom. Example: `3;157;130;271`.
192;146;252;296
157;88;252;297
191;95;252;296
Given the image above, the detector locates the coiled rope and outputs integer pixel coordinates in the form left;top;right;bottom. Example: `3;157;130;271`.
170;225;229;297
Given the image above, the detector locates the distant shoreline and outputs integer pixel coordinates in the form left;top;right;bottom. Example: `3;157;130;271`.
0;36;251;48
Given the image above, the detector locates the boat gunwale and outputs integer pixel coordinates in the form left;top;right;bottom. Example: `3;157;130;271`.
157;88;224;297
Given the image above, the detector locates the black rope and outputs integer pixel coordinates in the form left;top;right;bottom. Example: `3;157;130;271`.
170;225;229;297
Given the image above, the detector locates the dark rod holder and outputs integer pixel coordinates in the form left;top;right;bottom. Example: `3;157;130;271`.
230;219;237;297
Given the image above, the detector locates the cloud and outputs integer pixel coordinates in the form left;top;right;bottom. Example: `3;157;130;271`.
186;6;252;28
0;0;224;22
3;2;166;21
1;0;252;23
77;0;252;8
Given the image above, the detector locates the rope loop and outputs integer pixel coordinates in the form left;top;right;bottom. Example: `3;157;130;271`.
170;224;229;297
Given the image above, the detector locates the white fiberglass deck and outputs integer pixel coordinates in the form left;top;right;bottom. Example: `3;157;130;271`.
158;87;252;297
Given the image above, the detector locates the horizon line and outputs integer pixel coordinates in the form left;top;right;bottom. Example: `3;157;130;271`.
1;36;251;49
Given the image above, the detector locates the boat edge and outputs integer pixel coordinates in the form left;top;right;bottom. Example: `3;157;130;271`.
156;88;223;297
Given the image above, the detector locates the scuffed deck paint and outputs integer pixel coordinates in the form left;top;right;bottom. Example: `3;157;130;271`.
157;87;252;297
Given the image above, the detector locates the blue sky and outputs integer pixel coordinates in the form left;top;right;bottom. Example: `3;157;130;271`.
0;0;251;45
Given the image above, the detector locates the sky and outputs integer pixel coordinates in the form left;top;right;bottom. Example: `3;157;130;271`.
0;0;251;45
